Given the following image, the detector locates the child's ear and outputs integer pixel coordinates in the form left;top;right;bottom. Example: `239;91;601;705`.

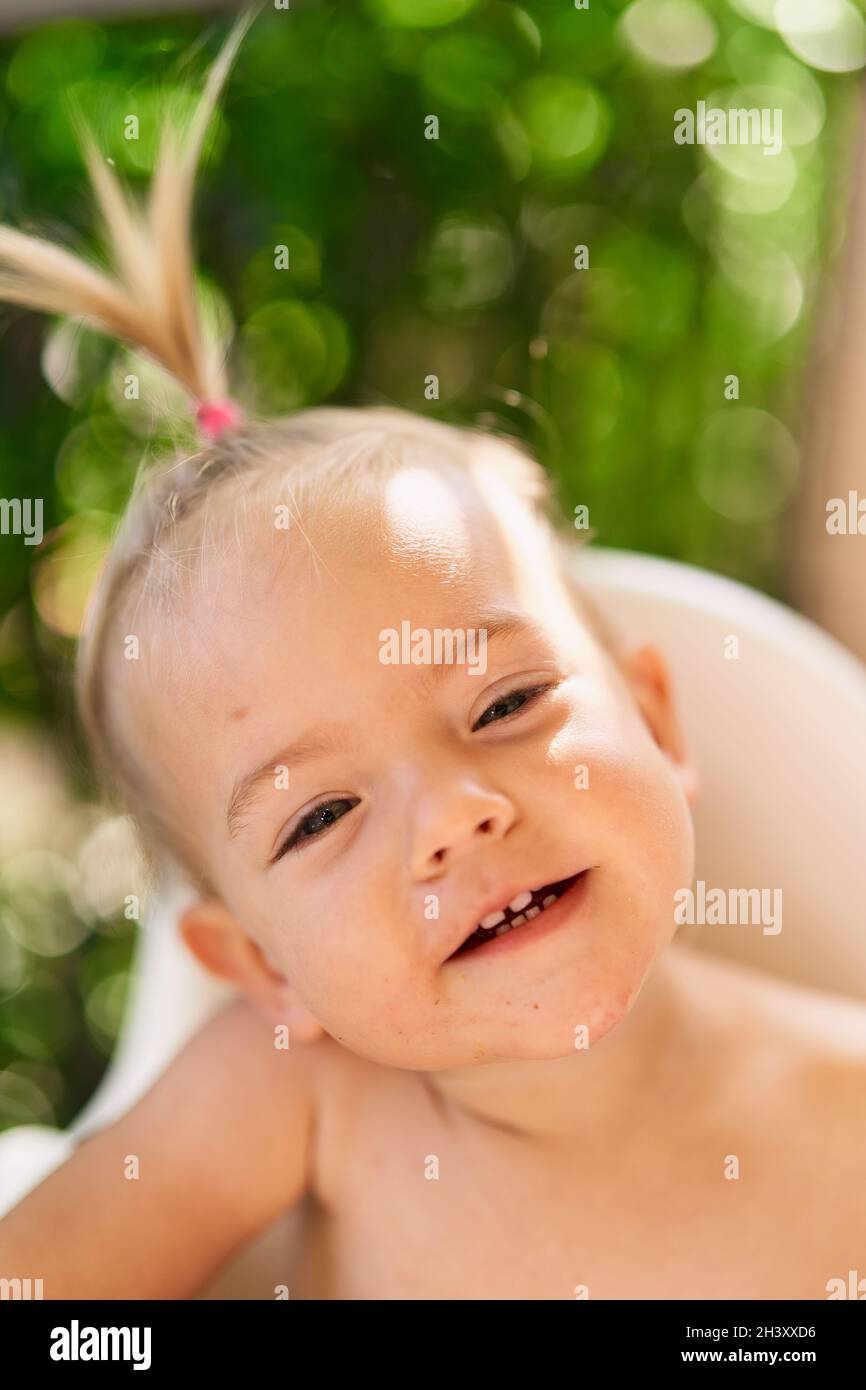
178;899;324;1042
618;642;698;806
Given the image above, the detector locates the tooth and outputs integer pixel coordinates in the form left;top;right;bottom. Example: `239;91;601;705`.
542;895;556;907
525;906;540;919
510;913;526;926
508;890;532;912
496;922;512;935
480;909;505;930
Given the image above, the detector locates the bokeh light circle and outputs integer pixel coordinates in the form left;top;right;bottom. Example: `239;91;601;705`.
619;0;717;70
775;0;866;73
696;408;800;522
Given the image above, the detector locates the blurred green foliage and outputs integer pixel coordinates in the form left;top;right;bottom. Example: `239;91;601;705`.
0;0;861;1130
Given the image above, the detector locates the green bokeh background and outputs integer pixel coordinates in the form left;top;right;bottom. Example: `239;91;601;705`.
0;0;861;1131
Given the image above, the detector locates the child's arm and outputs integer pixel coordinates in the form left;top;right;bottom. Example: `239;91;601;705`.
0;997;317;1299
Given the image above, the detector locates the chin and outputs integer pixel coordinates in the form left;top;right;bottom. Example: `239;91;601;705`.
509;925;671;1060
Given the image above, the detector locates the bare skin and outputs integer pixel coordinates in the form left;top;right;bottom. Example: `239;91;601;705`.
2;942;865;1300
286;941;866;1301
2;458;864;1299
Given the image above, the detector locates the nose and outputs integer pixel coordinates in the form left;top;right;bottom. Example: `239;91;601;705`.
410;779;516;879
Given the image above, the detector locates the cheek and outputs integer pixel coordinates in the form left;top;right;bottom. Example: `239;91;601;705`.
548;713;694;884
259;876;408;1011
597;741;696;926
260;870;442;1060
284;925;427;1065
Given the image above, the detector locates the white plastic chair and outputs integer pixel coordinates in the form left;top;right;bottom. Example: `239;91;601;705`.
2;547;866;1295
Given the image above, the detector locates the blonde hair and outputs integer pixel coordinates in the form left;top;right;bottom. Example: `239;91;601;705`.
0;8;588;900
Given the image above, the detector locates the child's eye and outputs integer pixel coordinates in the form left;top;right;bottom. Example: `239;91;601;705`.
273;797;358;862
270;687;555;862
472;683;552;732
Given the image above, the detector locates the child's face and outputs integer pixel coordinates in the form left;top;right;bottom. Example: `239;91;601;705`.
137;460;695;1067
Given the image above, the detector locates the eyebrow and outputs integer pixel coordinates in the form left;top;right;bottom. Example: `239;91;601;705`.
225;608;547;840
417;610;550;688
226;726;358;841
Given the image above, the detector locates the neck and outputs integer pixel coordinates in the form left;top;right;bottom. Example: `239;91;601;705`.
425;939;705;1144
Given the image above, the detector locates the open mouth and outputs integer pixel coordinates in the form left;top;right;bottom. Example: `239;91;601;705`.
448;871;584;959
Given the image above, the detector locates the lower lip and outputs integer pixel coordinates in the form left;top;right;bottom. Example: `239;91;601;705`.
446;869;593;967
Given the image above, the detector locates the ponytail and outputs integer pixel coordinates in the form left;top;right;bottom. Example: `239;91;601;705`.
0;5;259;413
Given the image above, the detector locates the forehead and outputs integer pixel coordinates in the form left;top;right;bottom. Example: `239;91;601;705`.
154;464;570;690
114;461;592;820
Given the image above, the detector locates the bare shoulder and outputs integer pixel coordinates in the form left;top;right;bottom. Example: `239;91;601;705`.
0;997;334;1299
200;1007;398;1209
174;994;320;1109
757;969;866;1147
153;997;326;1219
673;940;866;1067
677;944;866;1204
716;949;866;1076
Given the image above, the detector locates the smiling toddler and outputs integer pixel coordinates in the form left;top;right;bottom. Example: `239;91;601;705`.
1;14;865;1301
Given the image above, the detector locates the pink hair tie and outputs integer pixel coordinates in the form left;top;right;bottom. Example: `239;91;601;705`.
195;397;245;441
